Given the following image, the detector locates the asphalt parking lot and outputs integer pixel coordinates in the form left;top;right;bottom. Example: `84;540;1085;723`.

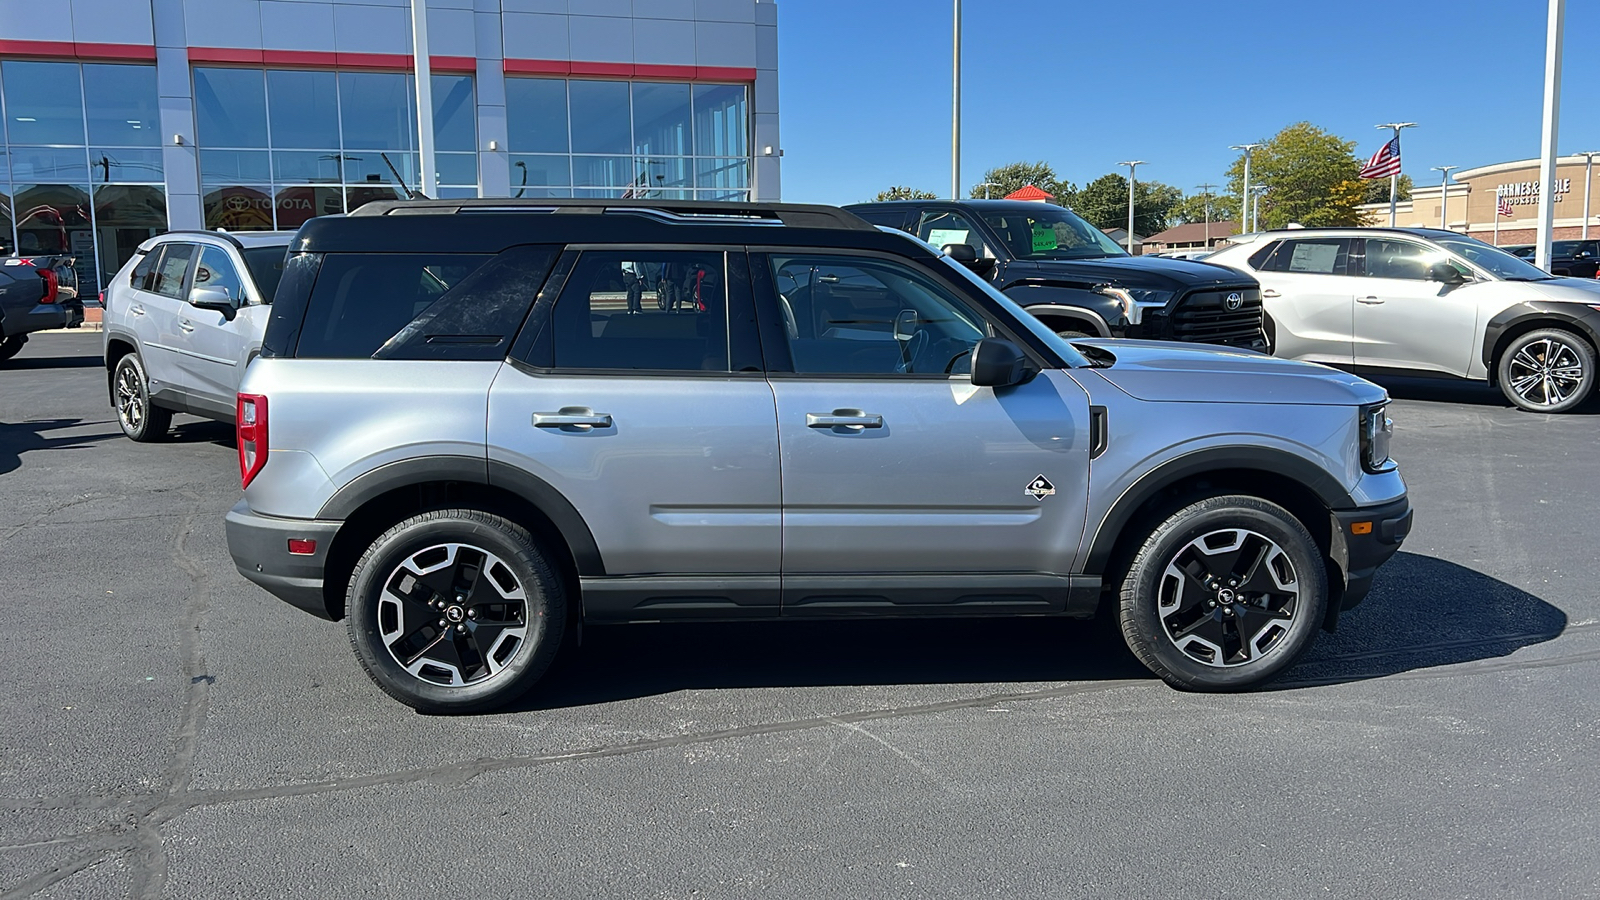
3;331;1599;899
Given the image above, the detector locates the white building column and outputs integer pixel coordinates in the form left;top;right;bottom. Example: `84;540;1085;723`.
153;0;202;230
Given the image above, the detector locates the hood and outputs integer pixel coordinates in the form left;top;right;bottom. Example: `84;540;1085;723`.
1523;278;1600;303
1076;339;1387;406
1019;255;1256;289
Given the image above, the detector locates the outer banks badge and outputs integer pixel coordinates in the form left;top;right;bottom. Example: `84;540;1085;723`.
1026;474;1056;501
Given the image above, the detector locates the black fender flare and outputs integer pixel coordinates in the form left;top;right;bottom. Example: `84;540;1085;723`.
1481;303;1600;378
1081;446;1356;575
316;455;605;576
1003;282;1125;337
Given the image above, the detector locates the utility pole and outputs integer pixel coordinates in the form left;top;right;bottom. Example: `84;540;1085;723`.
411;0;436;198
1374;122;1418;227
951;0;961;200
975;181;1000;199
1535;0;1564;271
1230;143;1260;232
1196;182;1216;245
1119;160;1145;254
1432;165;1458;230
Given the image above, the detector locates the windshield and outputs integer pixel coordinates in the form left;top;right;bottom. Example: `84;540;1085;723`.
978;206;1128;261
1432;235;1555;281
241;245;290;302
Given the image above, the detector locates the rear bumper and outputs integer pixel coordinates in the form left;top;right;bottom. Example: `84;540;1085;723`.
225;499;343;619
1326;494;1413;627
2;303;72;337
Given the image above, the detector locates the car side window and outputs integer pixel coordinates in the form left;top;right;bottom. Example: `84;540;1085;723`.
130;249;159;291
193;246;246;305
917;210;993;258
549;250;729;372
296;253;492;358
1360;239;1436;281
1255;239;1351;276
150;244;195;299
768;254;989;376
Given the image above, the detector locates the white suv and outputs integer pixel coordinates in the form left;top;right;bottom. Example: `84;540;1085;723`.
102;231;293;440
1206;228;1600;413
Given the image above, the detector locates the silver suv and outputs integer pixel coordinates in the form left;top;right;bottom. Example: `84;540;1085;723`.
223;200;1412;712
102;231;293;440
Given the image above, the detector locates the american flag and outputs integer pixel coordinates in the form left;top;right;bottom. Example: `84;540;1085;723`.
1497;194;1514;218
1358;137;1402;179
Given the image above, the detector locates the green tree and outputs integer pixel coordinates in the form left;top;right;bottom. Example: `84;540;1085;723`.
871;185;939;201
1173;190;1242;228
1363;173;1415;205
969;161;1076;205
1071;174;1183;236
1225;122;1374;229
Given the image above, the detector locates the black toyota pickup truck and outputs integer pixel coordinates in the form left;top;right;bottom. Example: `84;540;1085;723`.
0;255;82;362
845;200;1265;350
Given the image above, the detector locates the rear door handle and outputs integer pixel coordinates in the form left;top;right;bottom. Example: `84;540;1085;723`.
1356;296;1384;305
178;319;195;332
806;411;883;430
130;304;145;316
532;408;612;430
1261;288;1280;298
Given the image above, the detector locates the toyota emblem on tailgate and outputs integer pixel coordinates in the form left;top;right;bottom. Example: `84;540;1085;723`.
1225;292;1243;311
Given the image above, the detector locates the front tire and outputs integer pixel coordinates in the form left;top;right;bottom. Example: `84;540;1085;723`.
0;334;25;362
1119;495;1327;691
346;509;567;713
1497;328;1595;413
112;353;173;441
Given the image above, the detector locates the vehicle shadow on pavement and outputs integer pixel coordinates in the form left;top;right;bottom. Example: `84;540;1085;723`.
1279;551;1568;687
517;616;1154;711
0;354;105;370
169;419;235;447
1370;374;1600;415
0;417;120;477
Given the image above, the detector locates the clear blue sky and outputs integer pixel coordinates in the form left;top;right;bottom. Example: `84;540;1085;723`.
776;0;1600;206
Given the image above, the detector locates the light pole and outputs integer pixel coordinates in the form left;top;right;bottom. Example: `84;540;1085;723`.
1432;165;1458;230
1535;0;1565;270
951;0;961;200
1579;151;1599;240
410;0;436;198
1251;185;1268;231
1374;123;1418;227
1196;182;1216;245
975;181;1000;199
1230;143;1261;232
1119;160;1145;254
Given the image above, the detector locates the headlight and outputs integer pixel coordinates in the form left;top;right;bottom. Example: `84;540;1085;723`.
1359;402;1393;472
1090;285;1174;324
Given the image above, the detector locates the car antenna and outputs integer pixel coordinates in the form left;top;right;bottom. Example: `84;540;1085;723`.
381;152;429;200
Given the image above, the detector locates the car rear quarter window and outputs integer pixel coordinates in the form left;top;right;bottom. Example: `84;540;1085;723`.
374;245;558;361
295;253;493;358
130;248;158;290
240;245;289;303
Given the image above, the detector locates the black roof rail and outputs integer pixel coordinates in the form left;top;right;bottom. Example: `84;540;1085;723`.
346;197;877;231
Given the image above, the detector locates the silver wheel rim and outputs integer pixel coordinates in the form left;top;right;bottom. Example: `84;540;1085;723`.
1158;528;1300;668
378;542;529;687
115;363;144;431
1507;338;1585;408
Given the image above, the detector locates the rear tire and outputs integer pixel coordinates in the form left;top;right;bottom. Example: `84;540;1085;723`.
112;352;172;441
0;334;25;362
346;509;567;713
1496;328;1595;414
1118;495;1327;691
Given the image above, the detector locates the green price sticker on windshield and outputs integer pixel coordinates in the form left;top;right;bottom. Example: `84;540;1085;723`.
1031;225;1059;253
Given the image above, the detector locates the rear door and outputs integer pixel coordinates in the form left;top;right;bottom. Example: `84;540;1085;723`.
137;242;197;389
754;249;1093;614
1250;237;1357;364
487;247;782;621
1351;237;1477;376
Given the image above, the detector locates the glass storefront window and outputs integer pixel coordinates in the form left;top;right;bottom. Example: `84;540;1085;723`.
194;68;268;149
200;149;271;185
2;61;86;146
432;74;476;152
633;82;690;158
436;152;477;187
14;183;92;260
345;184;405;215
696;158;749;190
569;81;631;154
506;78;568;153
339;72;414;151
83;64;160;147
8;147;90;185
511;154;570;189
203;186;275;231
93;184;166;282
267;70;339;149
272;151;342;184
693;85;747;158
572;155;636;189
274;186;344;230
91;148;163;185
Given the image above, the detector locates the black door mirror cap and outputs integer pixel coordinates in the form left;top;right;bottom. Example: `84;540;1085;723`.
970;337;1030;388
1428;262;1467;285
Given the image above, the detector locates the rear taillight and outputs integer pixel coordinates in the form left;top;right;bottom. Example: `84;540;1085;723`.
237;393;268;488
38;268;58;304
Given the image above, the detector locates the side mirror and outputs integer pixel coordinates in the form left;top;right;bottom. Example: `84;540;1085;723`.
942;243;997;275
970;337;1029;388
1428;262;1467;285
188;285;237;319
893;308;919;342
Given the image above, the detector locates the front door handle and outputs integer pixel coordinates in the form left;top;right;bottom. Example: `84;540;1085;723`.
178;319;195;332
532;408;612;430
1356;296;1385;305
806;410;883;430
1261;288;1280;298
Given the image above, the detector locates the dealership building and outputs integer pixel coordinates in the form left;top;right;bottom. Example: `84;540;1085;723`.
1360;155;1599;246
0;0;781;295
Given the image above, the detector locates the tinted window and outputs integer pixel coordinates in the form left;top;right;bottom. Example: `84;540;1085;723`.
297;254;491;358
376;246;557;361
917;210;993;258
769;254;989;376
193;245;244;304
978;206;1125;259
150;244;194;298
193;68;268;148
1360;239;1435;280
240;245;289;303
1;61;85;145
550;250;728;371
130;250;158;290
1255;238;1352;276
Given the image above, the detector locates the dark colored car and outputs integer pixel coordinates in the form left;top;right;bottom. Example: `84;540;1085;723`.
844;200;1266;350
0;255;83;362
1547;240;1600;279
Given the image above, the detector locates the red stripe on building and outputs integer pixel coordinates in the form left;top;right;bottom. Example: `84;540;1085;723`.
0;39;157;61
191;48;479;72
188;47;265;64
503;59;756;82
503;58;571;76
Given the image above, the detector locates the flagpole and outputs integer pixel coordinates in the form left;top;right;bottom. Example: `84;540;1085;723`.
1374;123;1418;226
1494;189;1501;246
1534;0;1564;271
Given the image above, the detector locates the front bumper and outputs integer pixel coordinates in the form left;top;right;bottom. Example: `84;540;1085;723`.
225;499;343;619
1326;495;1412;628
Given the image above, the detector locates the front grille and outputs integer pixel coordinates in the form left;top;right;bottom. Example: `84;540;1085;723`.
1169;288;1265;349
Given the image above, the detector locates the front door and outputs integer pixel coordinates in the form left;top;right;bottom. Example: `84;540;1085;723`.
174;244;257;415
754;250;1092;614
487;248;781;621
1351;237;1478;376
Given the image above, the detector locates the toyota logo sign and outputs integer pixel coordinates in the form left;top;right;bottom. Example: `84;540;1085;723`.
1225;292;1243;311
